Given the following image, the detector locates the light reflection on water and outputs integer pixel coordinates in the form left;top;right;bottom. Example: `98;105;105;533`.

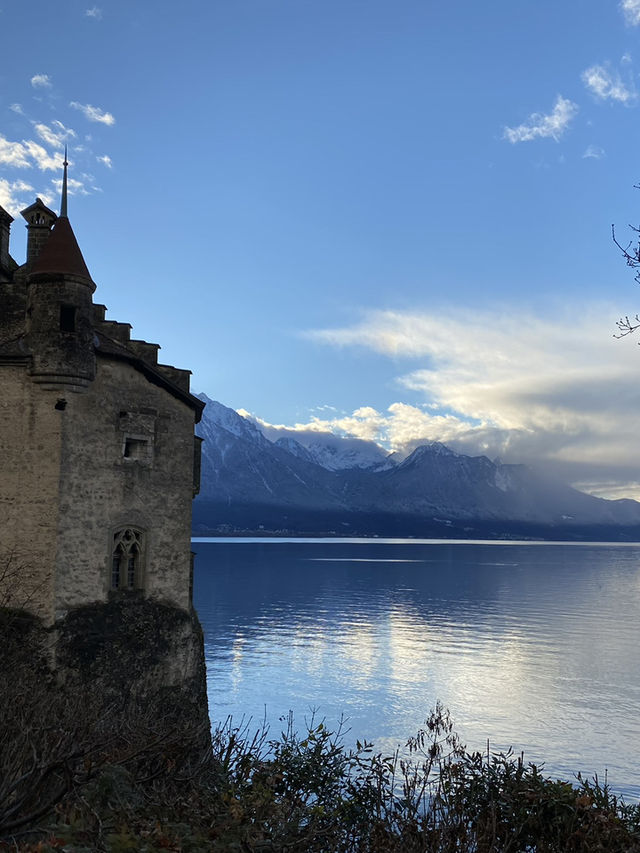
192;539;640;799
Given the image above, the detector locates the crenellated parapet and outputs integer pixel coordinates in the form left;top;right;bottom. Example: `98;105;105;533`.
126;339;160;365
155;363;192;393
98;319;133;346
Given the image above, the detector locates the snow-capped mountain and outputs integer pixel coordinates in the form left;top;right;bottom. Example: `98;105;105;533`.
195;394;346;509
276;433;394;471
196;394;271;448
193;397;640;537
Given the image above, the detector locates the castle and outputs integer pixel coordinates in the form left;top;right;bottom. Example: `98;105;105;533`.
0;155;204;626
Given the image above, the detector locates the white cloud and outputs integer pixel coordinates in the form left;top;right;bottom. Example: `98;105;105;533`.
0;133;62;172
0;178;35;215
69;101;115;126
85;6;102;18
503;95;578;143
582;63;636;103
583;144;605;159
30;74;52;89
23;141;60;171
0;136;31;169
33;120;77;149
300;305;640;498
250;408;389;445
621;0;640;25
0;93;110;207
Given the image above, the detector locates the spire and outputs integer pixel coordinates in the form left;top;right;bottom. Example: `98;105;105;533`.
60;146;68;219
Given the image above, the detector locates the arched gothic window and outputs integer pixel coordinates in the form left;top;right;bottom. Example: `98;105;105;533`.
111;528;144;590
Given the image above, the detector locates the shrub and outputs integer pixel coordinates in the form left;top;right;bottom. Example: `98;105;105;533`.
2;702;639;851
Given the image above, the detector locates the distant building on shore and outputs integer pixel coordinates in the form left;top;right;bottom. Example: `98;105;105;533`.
0;155;204;626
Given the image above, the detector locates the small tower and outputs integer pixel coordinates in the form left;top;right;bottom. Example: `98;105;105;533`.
26;151;96;391
20;198;57;267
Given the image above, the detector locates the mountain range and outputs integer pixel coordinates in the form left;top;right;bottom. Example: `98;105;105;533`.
193;394;640;540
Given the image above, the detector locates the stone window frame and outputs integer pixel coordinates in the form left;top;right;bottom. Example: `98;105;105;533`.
118;411;156;467
121;433;153;465
111;527;146;592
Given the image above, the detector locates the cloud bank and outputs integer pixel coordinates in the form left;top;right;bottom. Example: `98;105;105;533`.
253;305;640;499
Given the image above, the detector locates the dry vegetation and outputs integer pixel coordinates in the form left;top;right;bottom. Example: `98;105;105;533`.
1;692;639;852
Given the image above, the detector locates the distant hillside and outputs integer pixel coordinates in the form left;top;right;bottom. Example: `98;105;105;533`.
193;395;640;540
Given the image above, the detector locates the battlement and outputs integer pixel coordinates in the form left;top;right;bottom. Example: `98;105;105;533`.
99;319;133;346
155;364;191;393
128;339;160;365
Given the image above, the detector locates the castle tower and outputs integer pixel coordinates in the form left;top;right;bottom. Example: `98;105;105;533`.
0;152;204;625
25;153;96;391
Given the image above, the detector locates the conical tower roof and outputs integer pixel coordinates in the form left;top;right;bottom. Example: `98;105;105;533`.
29;216;93;284
28;150;94;287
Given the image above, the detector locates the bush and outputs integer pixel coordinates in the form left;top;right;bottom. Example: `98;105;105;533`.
3;703;639;852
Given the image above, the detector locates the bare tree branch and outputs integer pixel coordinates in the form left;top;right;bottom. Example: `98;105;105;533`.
612;215;640;340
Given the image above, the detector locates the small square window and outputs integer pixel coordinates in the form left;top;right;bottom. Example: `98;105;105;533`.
123;437;148;460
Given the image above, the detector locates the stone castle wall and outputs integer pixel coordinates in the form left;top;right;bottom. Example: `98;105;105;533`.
54;356;196;617
0;356;198;623
0;365;60;621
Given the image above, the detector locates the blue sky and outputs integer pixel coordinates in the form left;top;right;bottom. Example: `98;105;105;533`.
2;0;640;497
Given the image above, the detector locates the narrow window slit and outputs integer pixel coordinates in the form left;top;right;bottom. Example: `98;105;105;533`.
60;304;76;332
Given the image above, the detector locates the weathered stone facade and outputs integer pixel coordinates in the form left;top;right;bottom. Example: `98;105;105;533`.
0;167;204;630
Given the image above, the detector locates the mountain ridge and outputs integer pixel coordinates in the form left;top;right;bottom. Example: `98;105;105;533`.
193;395;640;539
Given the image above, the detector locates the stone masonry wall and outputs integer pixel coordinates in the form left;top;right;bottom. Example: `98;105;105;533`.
0;366;60;622
54;356;195;617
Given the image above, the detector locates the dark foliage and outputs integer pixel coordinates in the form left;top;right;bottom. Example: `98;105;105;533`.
2;701;639;852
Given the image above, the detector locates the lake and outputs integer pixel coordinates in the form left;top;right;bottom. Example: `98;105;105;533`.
192;538;640;799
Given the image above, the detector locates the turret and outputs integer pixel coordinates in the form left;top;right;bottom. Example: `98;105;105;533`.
20;198;57;267
26;151;96;391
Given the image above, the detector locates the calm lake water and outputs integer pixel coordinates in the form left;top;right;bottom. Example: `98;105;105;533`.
192;538;640;799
